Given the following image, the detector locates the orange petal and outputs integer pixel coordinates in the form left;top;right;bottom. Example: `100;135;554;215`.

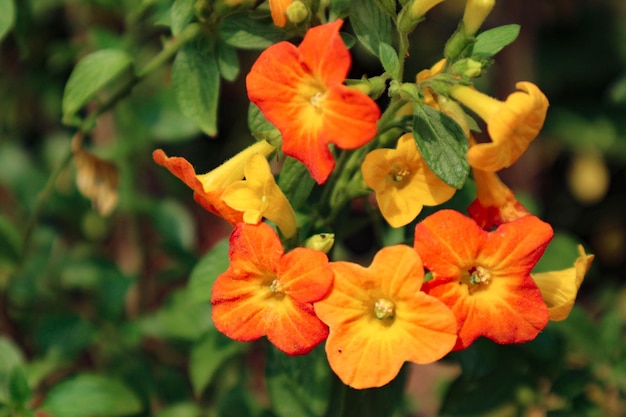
269;0;292;27
279;247;333;304
298;19;349;86
227;223;283;279
414;210;487;278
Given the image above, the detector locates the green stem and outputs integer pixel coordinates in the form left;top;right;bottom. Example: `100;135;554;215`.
396;32;410;82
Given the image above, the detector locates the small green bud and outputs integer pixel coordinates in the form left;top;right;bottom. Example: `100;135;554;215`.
286;1;309;25
397;82;421;102
450;58;483;78
303;233;335;253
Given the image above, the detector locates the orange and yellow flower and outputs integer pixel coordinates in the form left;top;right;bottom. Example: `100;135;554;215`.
468;168;531;230
532;244;594;321
211;222;333;355
314;245;458;389
221;153;296;237
152;140;276;225
361;134;456;228
246;19;380;184
414;209;553;350
450;82;549;172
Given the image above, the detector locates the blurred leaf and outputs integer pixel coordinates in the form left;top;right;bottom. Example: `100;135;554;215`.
472;24;520;57
0;0;15;41
217;39;240;82
278;157;315;210
0;337;25;374
151;199;195;252
189;330;247;396
412;102;469;189
551;369;590;399
33;314;96;357
187;238;230;304
248;102;278;134
41;374;143;417
219;14;285;50
62;49;133;125
349;0;393;58
378;42;399;79
533;232;581;272
266;345;332;417
171;0;195;35
172;35;220;137
154;402;200;417
0;215;21;267
24;349;67;389
8;366;31;411
217;387;254;417
153;288;213;340
329;0;350;20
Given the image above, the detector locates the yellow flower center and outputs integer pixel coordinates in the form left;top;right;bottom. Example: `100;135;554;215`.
310;92;325;108
374;298;395;321
462;265;491;294
269;278;285;295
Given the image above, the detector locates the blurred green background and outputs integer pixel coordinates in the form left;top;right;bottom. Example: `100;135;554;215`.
1;0;625;416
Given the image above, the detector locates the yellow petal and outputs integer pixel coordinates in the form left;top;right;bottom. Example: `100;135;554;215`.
532;245;594;321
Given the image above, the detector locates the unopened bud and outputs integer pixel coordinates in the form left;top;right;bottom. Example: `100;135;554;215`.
286;1;309;25
398;0;445;33
303;233;335;253
462;0;495;36
450;58;483;78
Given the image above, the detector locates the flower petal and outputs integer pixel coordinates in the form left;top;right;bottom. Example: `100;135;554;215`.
227;223;283;279
279;247;333;304
298;19;350;85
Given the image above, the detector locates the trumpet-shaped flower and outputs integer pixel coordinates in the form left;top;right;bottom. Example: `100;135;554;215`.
414;210;553;350
462;0;495;36
246;19;381;184
450;82;549;172
221;154;296;237
211;222;333;355
361;134;456;228
468;167;531;230
152;140;276;225
314;245;458;389
532;245;594;321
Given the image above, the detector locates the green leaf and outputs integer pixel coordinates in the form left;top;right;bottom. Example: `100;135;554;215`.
189;330;247;396
0;215;21;266
172;35;220;137
265;345;332;417
412;102;469;189
154;402;200;417
41;374;142;417
0;0;15;42
151;199;195;252
248;102;277;134
187;239;230;304
171;0;195;36
329;0;351;20
0;337;25;374
472;24;520;57
62;49;133;124
154;289;213;341
349;0;393;58
8;367;31;411
378;42;399;79
219;14;285;50
217;39;240;82
277;157;315;210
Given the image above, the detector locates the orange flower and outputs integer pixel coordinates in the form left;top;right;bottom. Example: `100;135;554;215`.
211;222;333;355
361;134;456;228
532;244;594;321
269;0;293;27
152;140;275;225
450;82;549;172
314;245;458;389
246;19;381;184
414;209;553;350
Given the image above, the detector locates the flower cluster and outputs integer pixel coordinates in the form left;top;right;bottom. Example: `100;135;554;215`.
154;3;593;390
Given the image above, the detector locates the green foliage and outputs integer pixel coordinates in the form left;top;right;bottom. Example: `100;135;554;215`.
0;1;624;417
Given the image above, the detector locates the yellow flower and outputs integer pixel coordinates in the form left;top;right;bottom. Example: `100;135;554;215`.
409;0;445;19
361;134;456;228
532;245;594;321
450;82;549;172
221;153;297;238
153;140;276;225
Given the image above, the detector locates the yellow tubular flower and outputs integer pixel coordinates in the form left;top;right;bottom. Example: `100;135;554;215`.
410;0;445;19
450;82;549;172
362;134;456;228
532;245;594;321
462;0;496;36
221;154;297;238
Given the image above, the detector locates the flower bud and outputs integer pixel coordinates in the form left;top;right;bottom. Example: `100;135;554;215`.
462;0;495;36
303;233;335;253
398;0;445;33
286;1;309;25
450;58;483;78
